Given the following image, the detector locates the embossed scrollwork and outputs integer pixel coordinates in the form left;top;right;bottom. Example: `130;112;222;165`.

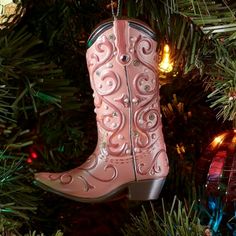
137;109;160;131
97;98;127;155
134;108;160;148
134;72;157;97
134;36;157;73
82;164;118;182
95;70;121;96
87;35;114;75
137;149;166;176
49;173;73;185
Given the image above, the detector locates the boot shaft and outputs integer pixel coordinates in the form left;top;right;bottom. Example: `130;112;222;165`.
86;18;168;180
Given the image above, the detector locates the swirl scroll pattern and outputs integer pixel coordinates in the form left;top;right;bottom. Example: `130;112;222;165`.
131;35;168;178
87;34;129;157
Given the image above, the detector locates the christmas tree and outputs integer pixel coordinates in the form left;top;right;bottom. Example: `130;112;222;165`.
0;0;235;235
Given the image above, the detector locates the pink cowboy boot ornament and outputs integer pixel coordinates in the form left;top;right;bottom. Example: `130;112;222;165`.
35;18;169;203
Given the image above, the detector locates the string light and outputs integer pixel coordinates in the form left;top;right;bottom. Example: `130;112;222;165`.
27;150;38;164
31;152;38;159
159;44;173;73
208;133;228;150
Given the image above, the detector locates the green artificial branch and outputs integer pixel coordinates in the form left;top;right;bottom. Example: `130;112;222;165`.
126;0;236;121
0;15;80;233
122;196;205;236
0;152;38;233
161;0;236;121
207;60;236;121
24;230;64;236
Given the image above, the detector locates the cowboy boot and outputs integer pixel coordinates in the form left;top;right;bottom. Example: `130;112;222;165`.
34;18;169;203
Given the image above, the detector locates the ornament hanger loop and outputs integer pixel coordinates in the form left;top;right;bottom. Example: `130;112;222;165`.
111;0;121;18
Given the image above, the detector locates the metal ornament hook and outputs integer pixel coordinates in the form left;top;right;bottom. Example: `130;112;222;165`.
111;0;121;19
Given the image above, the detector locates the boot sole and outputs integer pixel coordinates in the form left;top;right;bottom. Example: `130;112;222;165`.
34;177;166;203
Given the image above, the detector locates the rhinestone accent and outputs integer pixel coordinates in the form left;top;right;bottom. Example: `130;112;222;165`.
139;119;144;124
132;98;138;104
112;123;117;128
133;59;140;66
106;81;113;86
149;114;155;120
124;98;129;104
144;85;150;91
125;149;131;154
152;134;156;139
105;117;111;123
107;63;113;68
118;134;124;140
109;34;115;40
120;54;130;63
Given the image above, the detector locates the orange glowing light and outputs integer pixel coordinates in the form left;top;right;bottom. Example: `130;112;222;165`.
159;44;173;73
214;136;223;144
232;134;236;143
210;133;227;149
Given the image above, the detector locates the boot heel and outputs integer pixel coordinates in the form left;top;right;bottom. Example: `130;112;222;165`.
128;178;166;201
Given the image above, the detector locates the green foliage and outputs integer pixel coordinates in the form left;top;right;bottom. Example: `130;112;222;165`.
126;0;236;121
0;229;64;236
207;59;236;121
159;79;227;201
24;230;63;236
0;17;79;234
0;151;37;233
127;0;205;75
165;0;236;121
0;27;58;122
122;197;205;236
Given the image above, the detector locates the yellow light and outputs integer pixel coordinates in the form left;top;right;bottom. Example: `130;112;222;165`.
214;136;223;144
210;133;227;149
176;143;185;155
232;134;236;143
0;1;23;28
159;44;173;73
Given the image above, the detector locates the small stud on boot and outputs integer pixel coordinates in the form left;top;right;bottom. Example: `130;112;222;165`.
34;18;169;203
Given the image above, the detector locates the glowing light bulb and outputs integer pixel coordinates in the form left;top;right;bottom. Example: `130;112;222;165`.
31;152;38;159
214;136;223;144
159;44;173;73
210;133;226;149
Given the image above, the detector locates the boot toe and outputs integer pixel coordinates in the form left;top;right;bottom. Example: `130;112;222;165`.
34;172;63;191
34;172;52;188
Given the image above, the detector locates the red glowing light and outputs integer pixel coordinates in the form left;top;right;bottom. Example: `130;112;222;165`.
31;152;38;159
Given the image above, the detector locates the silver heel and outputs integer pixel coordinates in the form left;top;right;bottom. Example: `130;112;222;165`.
128;178;166;201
